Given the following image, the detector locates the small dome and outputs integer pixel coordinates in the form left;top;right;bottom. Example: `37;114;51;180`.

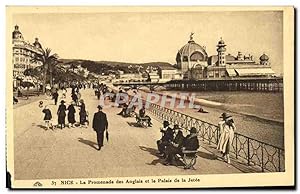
33;38;42;49
177;38;208;63
260;53;269;61
12;25;23;40
218;39;225;45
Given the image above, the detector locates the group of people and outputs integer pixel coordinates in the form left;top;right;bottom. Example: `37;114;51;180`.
94;83;111;100
42;85;88;130
156;121;200;166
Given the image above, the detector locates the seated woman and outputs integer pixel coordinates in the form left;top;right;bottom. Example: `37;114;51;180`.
138;106;152;126
182;127;200;153
164;125;185;166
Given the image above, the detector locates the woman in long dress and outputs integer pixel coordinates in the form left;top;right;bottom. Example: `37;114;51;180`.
79;99;87;127
67;101;76;127
217;113;236;164
57;100;67;129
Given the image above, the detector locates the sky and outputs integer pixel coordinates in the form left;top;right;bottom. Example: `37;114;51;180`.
12;10;283;74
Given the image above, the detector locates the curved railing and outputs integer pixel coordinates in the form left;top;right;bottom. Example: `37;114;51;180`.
109;86;285;172
146;102;285;172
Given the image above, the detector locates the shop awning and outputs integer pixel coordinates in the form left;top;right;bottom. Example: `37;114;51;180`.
226;69;237;77
235;68;275;77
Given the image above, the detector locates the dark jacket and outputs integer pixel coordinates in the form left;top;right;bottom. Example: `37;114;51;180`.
172;131;185;148
67;104;76;115
139;108;145;117
52;92;58;99
57;104;66;117
183;134;200;151
161;127;174;142
92;111;108;133
42;108;52;120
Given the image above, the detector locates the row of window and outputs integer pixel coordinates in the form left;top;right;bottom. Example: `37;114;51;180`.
14;64;26;69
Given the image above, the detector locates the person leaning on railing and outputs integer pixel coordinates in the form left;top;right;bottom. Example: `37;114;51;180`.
217;113;236;164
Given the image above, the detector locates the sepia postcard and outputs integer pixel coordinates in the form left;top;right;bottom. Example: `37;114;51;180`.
6;6;294;189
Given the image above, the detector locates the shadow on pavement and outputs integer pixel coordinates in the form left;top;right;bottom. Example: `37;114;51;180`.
139;146;185;167
197;151;218;160
139;146;165;166
36;124;48;131
78;138;98;150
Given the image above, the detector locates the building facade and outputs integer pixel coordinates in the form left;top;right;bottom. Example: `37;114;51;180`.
176;34;275;80
12;25;43;81
157;66;183;82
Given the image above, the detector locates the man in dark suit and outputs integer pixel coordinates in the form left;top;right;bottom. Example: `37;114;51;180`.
92;105;108;151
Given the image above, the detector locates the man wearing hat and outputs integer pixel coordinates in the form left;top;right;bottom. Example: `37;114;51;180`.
57;100;67;129
157;121;174;156
164;125;185;165
92;105;108;151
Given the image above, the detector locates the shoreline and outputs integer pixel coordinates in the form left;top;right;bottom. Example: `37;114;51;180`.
150;90;284;125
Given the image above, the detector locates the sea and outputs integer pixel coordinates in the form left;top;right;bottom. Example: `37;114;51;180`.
167;90;284;123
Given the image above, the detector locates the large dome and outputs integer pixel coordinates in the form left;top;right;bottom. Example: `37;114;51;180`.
176;39;208;63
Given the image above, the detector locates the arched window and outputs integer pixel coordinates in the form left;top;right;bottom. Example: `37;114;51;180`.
190;51;205;61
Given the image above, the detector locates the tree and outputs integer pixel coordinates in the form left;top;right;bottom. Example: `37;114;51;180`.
31;48;58;93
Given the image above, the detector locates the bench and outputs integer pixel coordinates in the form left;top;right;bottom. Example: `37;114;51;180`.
175;150;198;170
136;116;150;128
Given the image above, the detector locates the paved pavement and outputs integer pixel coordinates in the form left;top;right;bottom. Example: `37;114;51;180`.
13;88;242;180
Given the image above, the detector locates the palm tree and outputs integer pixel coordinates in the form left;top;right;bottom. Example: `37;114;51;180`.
31;48;58;93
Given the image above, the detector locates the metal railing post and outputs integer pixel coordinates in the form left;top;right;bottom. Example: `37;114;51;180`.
278;149;281;172
235;135;238;159
261;144;264;172
247;138;250;166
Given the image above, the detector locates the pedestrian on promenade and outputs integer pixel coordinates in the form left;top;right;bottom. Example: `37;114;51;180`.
42;105;53;130
92;105;108;151
67;101;76;127
217;113;236;164
71;92;78;106
79;99;87;127
62;87;67;99
57;100;67;129
52;90;59;105
157;121;174;157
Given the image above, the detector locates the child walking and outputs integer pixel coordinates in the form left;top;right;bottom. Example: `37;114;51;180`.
42;105;53;130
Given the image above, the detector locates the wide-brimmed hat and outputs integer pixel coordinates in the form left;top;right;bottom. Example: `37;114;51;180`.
97;105;103;110
60;100;65;104
219;112;232;120
190;127;197;134
79;99;84;103
163;121;169;126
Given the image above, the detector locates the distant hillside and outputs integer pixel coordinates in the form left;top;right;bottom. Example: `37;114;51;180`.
60;59;174;75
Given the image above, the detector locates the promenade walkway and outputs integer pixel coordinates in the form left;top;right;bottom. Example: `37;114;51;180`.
13;88;242;180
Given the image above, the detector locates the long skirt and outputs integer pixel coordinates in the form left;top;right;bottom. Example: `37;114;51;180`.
68;113;76;124
217;129;234;154
79;112;87;124
58;114;66;125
